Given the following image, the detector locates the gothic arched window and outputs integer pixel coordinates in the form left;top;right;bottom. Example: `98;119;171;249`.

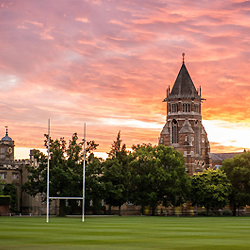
195;120;200;155
172;119;179;143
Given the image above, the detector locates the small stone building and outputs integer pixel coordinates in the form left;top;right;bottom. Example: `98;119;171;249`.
0;127;24;214
159;57;212;175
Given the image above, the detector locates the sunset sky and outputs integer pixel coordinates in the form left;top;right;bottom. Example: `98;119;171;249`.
1;0;250;159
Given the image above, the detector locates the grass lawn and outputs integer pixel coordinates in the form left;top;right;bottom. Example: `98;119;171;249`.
0;216;250;250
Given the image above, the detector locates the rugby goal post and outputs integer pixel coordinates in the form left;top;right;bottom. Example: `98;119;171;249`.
46;120;86;223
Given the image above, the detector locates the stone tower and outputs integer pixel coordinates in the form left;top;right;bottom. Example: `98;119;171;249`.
0;126;15;163
159;55;211;175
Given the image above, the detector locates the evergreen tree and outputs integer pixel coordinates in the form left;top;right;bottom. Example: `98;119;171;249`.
102;131;130;216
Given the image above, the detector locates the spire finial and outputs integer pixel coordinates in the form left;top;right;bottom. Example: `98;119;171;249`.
5;126;8;136
182;53;185;63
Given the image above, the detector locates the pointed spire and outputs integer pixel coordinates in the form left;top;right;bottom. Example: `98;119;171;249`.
5;126;8;136
170;62;198;97
165;54;205;100
163;54;206;101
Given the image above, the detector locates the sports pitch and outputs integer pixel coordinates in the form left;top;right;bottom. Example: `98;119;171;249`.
0;216;250;250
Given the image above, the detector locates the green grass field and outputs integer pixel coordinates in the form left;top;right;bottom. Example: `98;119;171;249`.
1;216;250;250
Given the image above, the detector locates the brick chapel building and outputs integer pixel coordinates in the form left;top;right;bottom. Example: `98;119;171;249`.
159;55;212;175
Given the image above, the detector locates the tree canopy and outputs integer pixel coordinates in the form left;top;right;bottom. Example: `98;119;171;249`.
190;169;231;215
129;144;190;215
102;131;130;215
222;151;250;215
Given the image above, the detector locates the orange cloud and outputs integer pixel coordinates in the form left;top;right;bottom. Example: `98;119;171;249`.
210;142;249;154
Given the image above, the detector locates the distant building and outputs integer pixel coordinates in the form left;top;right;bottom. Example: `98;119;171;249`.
210;152;242;168
0;126;24;213
159;55;212;175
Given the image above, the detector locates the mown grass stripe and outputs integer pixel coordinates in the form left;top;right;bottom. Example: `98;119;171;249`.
0;217;250;250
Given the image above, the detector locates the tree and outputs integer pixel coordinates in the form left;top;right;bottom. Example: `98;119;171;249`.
85;153;105;214
222;151;250;216
129;144;190;215
22;133;99;216
102;131;130;216
190;170;231;215
107;131;126;159
3;184;18;213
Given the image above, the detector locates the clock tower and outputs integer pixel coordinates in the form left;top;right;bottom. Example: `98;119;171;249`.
0;126;15;162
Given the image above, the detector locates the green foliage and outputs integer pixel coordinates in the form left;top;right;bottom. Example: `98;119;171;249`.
129;144;190;215
191;170;231;215
222;151;250;215
3;184;17;212
85;153;105;214
197;210;214;216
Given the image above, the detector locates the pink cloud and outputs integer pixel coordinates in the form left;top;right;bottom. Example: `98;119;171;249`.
1;0;250;154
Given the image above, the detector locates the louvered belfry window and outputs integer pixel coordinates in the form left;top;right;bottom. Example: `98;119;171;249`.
182;103;190;112
171;103;178;113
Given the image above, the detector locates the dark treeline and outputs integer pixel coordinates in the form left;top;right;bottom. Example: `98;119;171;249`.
22;132;250;216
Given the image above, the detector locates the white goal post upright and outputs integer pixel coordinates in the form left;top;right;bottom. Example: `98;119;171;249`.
46;120;86;222
82;123;86;222
46;119;50;223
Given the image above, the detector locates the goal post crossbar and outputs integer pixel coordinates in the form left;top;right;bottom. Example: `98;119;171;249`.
49;197;84;200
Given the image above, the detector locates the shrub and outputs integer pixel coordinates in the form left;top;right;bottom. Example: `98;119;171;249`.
223;209;233;216
0;195;10;205
197;210;215;216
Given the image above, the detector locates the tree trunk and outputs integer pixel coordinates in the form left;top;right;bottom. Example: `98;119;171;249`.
151;206;156;216
108;205;111;215
233;204;236;216
119;205;122;216
59;199;66;217
140;205;144;215
206;206;209;216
